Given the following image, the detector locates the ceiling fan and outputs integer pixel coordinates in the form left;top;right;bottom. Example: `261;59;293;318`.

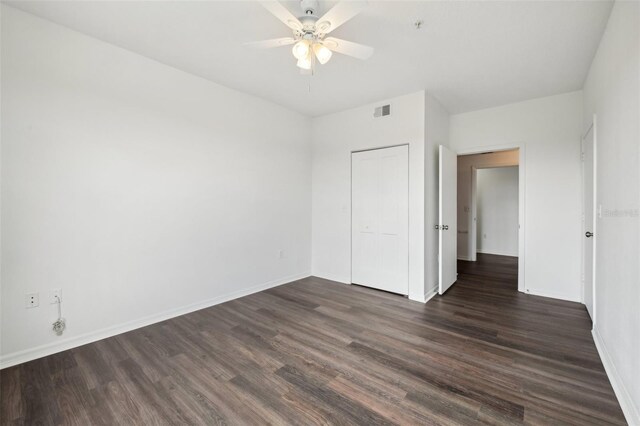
246;0;374;72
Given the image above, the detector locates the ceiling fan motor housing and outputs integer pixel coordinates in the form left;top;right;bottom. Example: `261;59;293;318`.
298;0;321;35
299;0;333;38
300;0;319;16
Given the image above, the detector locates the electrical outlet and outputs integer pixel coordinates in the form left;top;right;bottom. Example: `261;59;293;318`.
278;250;285;259
50;288;61;304
25;293;39;308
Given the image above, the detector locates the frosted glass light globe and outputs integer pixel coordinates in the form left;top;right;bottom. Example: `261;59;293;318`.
292;40;310;60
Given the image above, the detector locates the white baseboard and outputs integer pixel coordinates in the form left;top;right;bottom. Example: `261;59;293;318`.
409;293;426;303
592;328;639;425
0;272;311;370
424;287;438;303
312;272;350;285
457;256;472;261
476;248;518;257
524;287;581;303
409;287;438;304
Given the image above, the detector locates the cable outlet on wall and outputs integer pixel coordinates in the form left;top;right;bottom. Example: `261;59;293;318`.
50;288;61;304
25;293;39;308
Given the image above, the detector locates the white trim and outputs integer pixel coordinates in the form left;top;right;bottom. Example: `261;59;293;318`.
424;287;438;303
351;143;409;154
476;249;518;257
409;294;427;303
313;273;350;285
470;166;478;262
0;272;311;370
409;287;438;304
518;146;526;293
592;328;639;425
525;287;581;303
454;143;526;293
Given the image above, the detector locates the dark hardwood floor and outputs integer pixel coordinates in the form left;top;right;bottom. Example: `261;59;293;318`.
1;254;626;425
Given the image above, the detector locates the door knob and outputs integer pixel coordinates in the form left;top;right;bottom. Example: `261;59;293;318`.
443;225;449;230
585;231;594;238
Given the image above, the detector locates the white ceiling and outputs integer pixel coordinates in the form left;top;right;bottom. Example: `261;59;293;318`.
7;1;613;116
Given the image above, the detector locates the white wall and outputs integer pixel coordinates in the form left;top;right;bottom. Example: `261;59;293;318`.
583;1;639;423
457;150;519;260
450;91;583;302
311;91;449;302
424;94;450;297
0;6;312;367
476;167;519;256
311;91;426;301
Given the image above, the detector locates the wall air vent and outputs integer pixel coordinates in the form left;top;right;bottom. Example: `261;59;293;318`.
373;104;391;118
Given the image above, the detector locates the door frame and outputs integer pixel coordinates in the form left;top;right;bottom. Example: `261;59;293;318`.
470;166;478;262
350;143;410;293
455;143;526;293
581;114;597;327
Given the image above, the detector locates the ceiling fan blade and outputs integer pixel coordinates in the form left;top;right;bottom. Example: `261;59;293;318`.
260;1;303;31
323;37;374;60
244;37;296;49
316;1;367;34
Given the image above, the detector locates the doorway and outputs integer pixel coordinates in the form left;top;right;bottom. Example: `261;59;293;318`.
438;146;525;295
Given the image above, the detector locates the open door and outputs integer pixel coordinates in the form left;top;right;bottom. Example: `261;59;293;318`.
582;118;596;323
439;145;457;295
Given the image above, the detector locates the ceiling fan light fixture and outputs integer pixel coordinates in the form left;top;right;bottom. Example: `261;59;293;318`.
292;40;311;60
253;0;374;72
296;52;312;70
313;43;332;65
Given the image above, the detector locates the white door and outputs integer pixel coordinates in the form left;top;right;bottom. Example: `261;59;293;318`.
439;145;457;295
352;145;409;295
583;119;596;322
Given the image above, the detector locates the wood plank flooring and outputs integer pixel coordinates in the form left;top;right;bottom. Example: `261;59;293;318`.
1;254;626;425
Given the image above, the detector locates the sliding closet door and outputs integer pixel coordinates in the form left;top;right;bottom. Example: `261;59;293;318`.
352;145;408;295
